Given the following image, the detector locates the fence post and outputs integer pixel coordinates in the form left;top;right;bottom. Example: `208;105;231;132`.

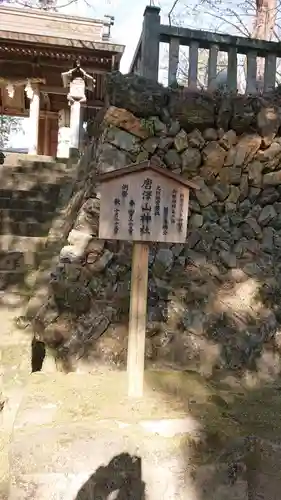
140;6;160;82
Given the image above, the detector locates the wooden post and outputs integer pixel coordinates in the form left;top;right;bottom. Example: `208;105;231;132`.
28;84;40;155
127;242;149;398
43;114;49;155
70;100;81;150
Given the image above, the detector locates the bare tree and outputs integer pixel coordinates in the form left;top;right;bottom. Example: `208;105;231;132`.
0;115;22;149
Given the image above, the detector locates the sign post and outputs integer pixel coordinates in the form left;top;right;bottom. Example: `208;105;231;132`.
127;242;149;397
97;159;199;397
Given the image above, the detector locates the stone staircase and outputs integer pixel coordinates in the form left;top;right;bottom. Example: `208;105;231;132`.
0;154;75;499
0;154;72;306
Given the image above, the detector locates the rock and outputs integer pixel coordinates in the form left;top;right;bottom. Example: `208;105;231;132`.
248;161;263;187
274;202;281;213
217;95;232;130
272;213;281;230
201;141;227;174
93;250;114;272
257;141;281;162
106;126;141;154
259;187;280;205
152;249;174;277
169;88;215;130
226;186;240;204
150;116;167;135
243;217;262;238
137;150;149;162
224;147;236;167
219;250;237;268
219;130;237;150
261;227;274;252
52;280;92;315
248;187;261;203
181;148;201;173
96;143;132;173
230;96;256;133
143;137;160;153
187;229;201;248
164;149;181;170
174;129;189;152
211;223;232;243
158;137;174;151
189;199;201;213
60;245;84;262
203;128;218;141
189;214;203;228
187;129;205;148
167;120;181;136
257;106;281;147
106;71;169;117
194;179;216;207
86;239;105;255
103;106;150;139
68;229;92;250
258;205;277;226
219;167;242;184
263;170;281;185
185;249;207;266
225;202;236;212
202;207;219;222
212;183;230;201
233;134;261;167
239;175;249;201
182;310;205;334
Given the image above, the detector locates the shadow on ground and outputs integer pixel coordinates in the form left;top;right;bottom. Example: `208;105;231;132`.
26;241;281;499
75;453;145;500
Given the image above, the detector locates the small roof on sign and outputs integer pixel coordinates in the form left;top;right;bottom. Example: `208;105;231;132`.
95;159;200;190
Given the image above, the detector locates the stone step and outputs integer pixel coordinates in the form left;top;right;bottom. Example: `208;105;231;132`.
0;179;62;195
0;209;55;224
0;235;46;252
0;270;28;292
0;166;72;181
0;219;51;237
3;153;67;168
0;175;66;191
0;247;51;271
0;187;60;202
0;197;55;212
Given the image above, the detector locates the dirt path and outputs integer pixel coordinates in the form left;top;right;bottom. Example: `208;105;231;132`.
0;306;31;500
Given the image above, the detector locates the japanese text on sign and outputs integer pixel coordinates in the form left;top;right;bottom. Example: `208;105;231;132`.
99;169;190;243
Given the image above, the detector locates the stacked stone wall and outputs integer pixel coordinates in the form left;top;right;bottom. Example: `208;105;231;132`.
31;74;281;378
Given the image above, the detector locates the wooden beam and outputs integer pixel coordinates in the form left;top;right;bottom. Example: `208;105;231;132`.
159;23;281;57
40;86;67;95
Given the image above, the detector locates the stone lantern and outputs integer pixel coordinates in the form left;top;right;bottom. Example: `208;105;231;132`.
61;60;95;156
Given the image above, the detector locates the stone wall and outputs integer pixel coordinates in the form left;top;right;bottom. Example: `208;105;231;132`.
31;73;281;378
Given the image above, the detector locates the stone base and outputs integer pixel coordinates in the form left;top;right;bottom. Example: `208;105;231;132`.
8;371;248;500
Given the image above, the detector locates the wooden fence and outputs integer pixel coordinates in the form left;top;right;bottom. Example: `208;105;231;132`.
130;6;281;93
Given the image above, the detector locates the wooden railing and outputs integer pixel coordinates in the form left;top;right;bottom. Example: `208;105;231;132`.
130;5;281;93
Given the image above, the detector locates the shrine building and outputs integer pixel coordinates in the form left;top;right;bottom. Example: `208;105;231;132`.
0;6;125;157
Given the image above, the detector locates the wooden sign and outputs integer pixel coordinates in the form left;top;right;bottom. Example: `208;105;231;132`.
98;161;198;244
96;160;199;398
